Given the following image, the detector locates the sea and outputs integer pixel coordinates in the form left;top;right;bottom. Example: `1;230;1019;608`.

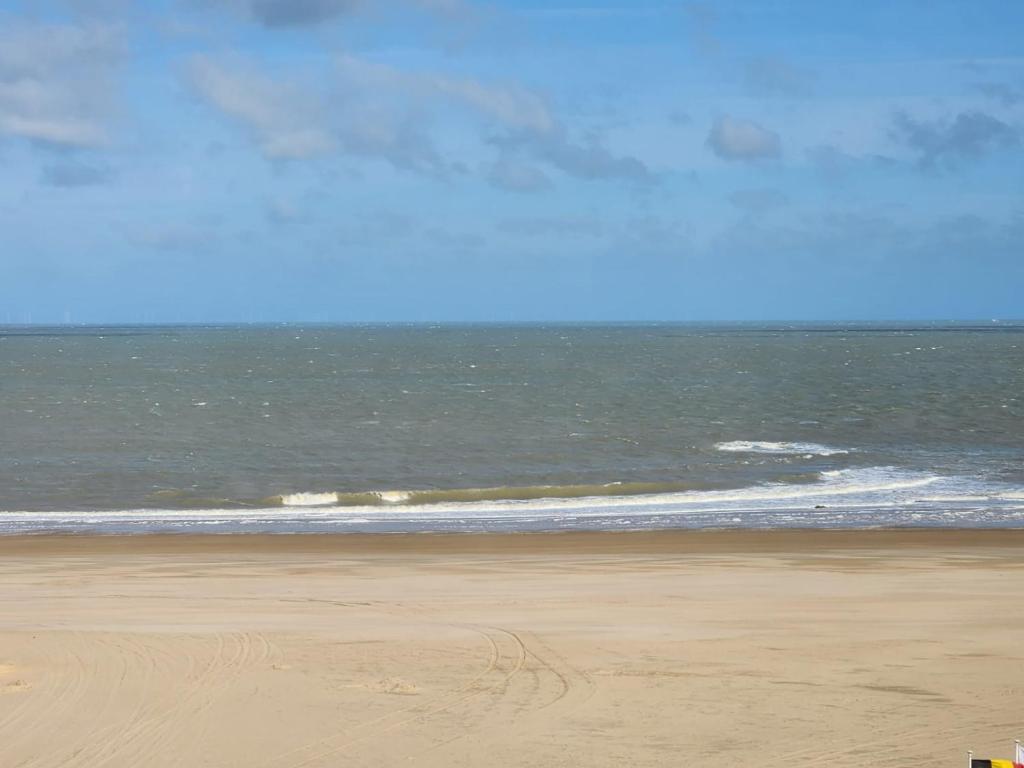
1;323;1022;535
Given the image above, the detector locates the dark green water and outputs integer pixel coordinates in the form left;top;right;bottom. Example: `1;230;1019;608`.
1;324;1022;533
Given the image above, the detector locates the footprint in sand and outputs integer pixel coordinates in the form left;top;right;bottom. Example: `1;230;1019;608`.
374;677;420;696
2;679;32;694
0;666;31;695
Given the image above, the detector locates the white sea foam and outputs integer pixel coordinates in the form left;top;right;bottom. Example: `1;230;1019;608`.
280;492;338;507
715;440;849;456
376;491;413;504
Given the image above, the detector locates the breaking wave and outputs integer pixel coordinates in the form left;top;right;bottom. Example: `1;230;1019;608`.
280;492;339;507
715;441;850;456
271;481;724;508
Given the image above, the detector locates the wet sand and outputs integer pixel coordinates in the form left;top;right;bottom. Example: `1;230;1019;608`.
1;529;1023;767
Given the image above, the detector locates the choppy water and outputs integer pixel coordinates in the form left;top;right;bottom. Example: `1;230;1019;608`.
1;323;1022;534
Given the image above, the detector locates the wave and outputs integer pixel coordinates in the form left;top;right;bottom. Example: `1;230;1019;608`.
279;490;416;506
271;480;730;508
715;440;849;456
4;467;1024;535
280;492;339;507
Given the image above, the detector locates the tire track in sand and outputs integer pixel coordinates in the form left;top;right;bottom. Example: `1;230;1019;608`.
9;634;94;768
257;615;522;768
84;630;276;768
282;625;527;768
402;629;598;764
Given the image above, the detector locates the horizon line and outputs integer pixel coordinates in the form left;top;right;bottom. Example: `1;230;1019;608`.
2;319;1022;329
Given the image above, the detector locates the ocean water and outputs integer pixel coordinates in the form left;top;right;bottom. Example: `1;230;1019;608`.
1;323;1022;534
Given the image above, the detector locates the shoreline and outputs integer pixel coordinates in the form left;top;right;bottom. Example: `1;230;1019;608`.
3;526;1024;556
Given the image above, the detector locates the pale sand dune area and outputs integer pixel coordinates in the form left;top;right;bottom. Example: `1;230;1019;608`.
1;530;1022;767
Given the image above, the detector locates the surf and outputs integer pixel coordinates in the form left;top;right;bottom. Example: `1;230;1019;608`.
715;441;850;456
4;467;1023;535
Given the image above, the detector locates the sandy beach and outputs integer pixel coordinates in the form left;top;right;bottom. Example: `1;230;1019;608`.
1;529;1023;767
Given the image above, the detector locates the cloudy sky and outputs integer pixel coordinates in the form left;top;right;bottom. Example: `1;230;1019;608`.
2;0;1022;322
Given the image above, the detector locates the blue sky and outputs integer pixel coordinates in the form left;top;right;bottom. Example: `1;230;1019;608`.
1;0;1022;322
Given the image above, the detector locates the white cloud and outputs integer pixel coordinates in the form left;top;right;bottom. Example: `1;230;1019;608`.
333;54;556;137
487;155;551;192
334;54;651;184
706;115;781;161
890;110;1020;169
189;51;649;185
0;22;123;147
189;52;547;174
188;55;334;160
199;0;475;28
534;135;649;181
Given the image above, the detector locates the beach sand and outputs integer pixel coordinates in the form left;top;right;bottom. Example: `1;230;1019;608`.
1;529;1022;767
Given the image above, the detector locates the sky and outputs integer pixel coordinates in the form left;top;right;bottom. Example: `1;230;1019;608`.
1;0;1022;323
